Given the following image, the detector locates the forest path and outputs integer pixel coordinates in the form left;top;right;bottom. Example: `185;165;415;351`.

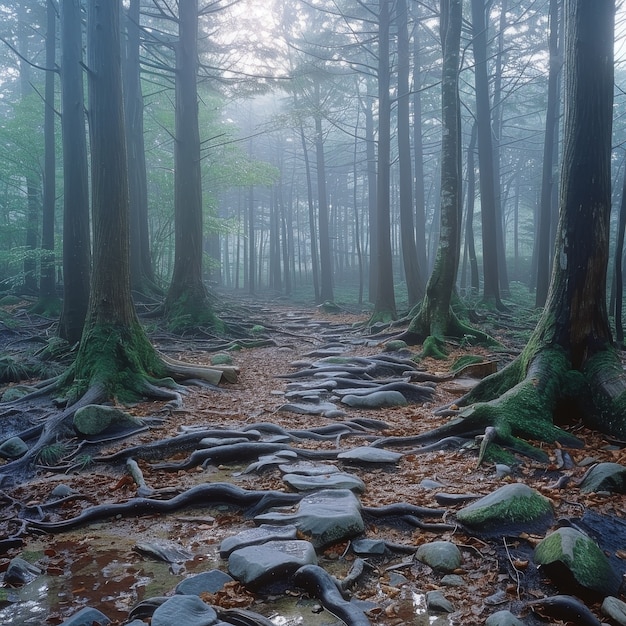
0;297;623;625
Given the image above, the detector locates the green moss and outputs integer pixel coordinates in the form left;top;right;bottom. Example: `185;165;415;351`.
384;340;409;352
67;321;166;403
166;291;225;334
457;484;553;530
420;335;448;360
534;527;620;596
29;297;62;318
251;324;266;334
211;353;233;365
451;355;485;372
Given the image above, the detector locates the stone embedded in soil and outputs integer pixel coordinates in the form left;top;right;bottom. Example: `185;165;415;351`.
278;462;340;476
337;446;403;465
254;489;364;548
426;590;455;613
602;596;626;625
4;557;41;585
175;569;234;596
415;541;462;573
73;404;143;436
340;390;408;409
219;524;299;558
351;538;386;555
579;462;626;493
533;526;621;597
484;610;526;626
198;437;252;448
58;606;112;626
276;401;340;416
0;436;28;459
282;471;366;493
151;594;218;626
455;483;554;536
227;540;317;588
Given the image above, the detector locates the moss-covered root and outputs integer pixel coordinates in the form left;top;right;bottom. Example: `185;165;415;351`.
457;348;585;463
158;352;239;385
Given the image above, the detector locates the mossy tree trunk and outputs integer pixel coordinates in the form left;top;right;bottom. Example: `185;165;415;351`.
398;0;492;357
64;0;166;403
436;0;625;458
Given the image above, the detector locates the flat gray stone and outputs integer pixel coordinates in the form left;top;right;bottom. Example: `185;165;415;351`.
175;569;234;595
278;462;340;476
228;540;317;588
219;524;298;558
485;610;526;626
426;590;454;613
341;390;408;409
351;539;386;555
415;541;462;573
579;462;626;493
151;595;217;626
255;489;364;548
337;446;402;464
59;607;112;626
4;557;41;585
199;437;251;448
277;401;339;416
282;472;366;493
602;596;626;625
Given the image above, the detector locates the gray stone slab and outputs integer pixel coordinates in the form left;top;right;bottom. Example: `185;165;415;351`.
219;524;299;558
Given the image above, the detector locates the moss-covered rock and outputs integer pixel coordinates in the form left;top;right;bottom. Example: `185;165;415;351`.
456;483;553;537
210;353;233;366
73;404;143;436
0;437;28;459
533;526;621;597
384;340;409;352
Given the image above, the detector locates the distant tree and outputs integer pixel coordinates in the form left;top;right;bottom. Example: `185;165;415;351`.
398;0;493;356
535;0;562;307
396;0;424;307
470;0;504;309
372;0;396;321
33;0;59;315
164;0;221;330
124;0;157;295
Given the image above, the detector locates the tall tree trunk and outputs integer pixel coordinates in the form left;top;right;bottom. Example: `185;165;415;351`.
471;0;503;308
412;17;429;280
165;0;218;329
125;0;155;295
535;0;562;307
38;0;57;307
59;0;91;344
373;0;396;320
397;0;424;306
314;82;334;303
363;93;378;304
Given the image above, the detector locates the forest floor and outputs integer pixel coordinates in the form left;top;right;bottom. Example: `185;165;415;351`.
0;292;625;625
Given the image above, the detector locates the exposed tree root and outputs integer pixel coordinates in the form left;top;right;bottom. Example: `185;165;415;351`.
410;346;595;466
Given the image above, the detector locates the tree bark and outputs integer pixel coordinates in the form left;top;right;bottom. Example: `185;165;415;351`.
373;0;396;320
59;0;91;344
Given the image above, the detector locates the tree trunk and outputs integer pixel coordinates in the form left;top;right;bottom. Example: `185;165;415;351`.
373;0;396;320
37;0;57;309
125;0;156;295
165;0;218;329
535;0;562;307
59;0;91;344
471;0;503;308
396;0;424;306
314;82;334;304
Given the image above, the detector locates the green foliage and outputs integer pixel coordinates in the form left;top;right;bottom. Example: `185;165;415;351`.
37;442;69;467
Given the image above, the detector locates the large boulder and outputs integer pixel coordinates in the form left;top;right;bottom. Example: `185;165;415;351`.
73;404;143;436
534;527;621;597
